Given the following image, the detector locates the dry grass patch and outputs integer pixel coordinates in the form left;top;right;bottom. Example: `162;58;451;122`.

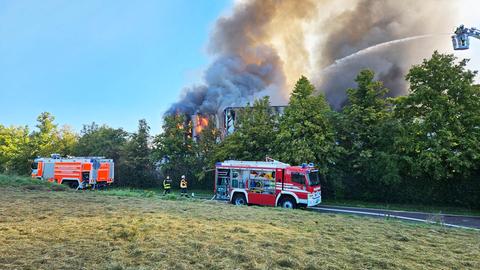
0;188;479;270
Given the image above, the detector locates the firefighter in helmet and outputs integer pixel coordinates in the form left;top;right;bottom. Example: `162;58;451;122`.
180;175;188;197
163;175;172;195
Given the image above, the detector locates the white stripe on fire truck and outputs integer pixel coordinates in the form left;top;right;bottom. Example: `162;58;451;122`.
283;189;309;193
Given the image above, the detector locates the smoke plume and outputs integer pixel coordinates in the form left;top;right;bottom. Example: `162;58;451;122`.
168;0;461;113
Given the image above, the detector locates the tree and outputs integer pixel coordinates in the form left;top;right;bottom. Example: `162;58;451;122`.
274;76;336;174
31;112;60;157
57;125;78;155
75;123;127;159
393;52;480;206
121;119;155;187
0;125;31;174
215;96;277;161
153;114;196;186
394;52;480;180
336;69;400;201
195;118;220;182
74;122;128;182
0;112;79;175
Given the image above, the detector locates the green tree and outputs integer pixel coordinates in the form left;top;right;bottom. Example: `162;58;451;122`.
195;118;220;182
274;76;336;174
31;112;60;157
336;69;400;201
74;122;128;181
57;125;78;155
215;96;277;161
121;119;155;187
394;52;480;206
0;125;31;174
75;123;127;160
395;52;480;180
153;114;196;186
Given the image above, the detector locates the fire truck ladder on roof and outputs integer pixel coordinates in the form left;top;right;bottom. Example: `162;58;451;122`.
219;159;290;169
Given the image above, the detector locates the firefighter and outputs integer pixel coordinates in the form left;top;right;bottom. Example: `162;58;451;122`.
163;176;172;195
180;175;188;197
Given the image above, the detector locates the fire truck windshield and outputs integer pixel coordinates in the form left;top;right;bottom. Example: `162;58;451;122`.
308;171;320;186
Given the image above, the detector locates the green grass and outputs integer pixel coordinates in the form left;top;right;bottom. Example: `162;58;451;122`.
2;174;477;216
0;174;213;200
323;199;480;217
0;174;479;269
99;188;158;198
0;174;68;192
99;187;214;199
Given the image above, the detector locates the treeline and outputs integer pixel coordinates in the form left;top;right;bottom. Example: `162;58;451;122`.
1;52;480;208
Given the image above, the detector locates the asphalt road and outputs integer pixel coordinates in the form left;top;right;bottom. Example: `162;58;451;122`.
310;205;480;230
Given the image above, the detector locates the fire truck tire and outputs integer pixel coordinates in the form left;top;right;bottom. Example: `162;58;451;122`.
232;193;247;206
279;196;297;209
62;180;79;189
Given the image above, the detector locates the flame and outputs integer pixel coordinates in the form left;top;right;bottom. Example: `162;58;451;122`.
194;115;209;135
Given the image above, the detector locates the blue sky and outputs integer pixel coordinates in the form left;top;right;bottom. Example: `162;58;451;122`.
0;0;230;133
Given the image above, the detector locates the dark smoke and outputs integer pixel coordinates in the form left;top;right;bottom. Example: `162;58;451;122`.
167;0;314;115
314;0;455;108
167;48;284;115
168;0;458;114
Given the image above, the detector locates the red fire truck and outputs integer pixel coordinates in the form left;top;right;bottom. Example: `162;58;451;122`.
214;159;322;208
31;154;114;189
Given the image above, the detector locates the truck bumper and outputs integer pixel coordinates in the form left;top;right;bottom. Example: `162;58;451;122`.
307;192;322;207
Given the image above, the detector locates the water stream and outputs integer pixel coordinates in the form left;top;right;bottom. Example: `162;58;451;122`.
321;34;443;73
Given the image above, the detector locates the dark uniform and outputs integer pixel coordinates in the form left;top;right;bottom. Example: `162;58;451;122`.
163;177;172;195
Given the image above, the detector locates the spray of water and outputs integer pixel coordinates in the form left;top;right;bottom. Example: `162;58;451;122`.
321;35;439;74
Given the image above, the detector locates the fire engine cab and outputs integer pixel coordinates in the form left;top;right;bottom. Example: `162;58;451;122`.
214;159;322;208
31;154;114;189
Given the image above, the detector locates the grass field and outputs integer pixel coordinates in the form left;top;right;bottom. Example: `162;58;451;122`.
1;176;480;269
99;188;214;199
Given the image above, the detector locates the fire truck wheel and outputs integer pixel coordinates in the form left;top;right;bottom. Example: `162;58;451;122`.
62;180;79;189
280;197;297;209
232;193;247;206
68;181;79;189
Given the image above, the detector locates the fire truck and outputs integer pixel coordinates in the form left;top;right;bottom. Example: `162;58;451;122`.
31;154;114;189
214;159;322;208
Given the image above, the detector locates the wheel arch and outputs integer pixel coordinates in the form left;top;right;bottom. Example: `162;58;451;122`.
60;178;80;184
276;192;299;206
60;178;81;188
230;189;248;204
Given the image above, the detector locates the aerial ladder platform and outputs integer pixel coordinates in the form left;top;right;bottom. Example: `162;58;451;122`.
452;25;480;50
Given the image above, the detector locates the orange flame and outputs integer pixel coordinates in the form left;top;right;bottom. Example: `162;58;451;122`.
194;115;209;135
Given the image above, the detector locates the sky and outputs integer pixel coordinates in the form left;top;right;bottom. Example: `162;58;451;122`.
0;0;231;134
0;0;479;134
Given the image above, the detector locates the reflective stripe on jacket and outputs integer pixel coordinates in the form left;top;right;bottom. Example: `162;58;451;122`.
163;179;171;189
180;179;187;188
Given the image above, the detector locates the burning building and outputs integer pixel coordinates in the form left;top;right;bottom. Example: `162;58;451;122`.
187;106;287;141
190;113;217;141
222;106;287;136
